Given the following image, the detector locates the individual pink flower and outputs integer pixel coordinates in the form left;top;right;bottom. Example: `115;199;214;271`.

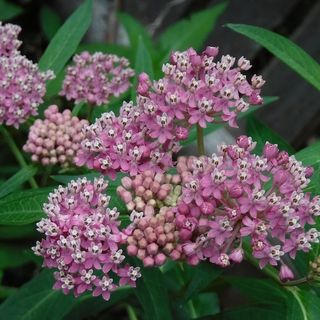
24;105;88;167
279;264;295;282
32;177;140;300
60;51;134;105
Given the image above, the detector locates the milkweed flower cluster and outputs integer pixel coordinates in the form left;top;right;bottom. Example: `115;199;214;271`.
32;177;141;301
138;46;265;129
117;170;183;266
174;137;320;277
0;22;21;56
75;101;182;179
0;22;54;128
23;105;89;167
60;51;134;106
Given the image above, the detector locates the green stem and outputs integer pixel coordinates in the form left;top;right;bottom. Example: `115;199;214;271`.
0;126;38;188
126;304;138;320
283;277;309;287
41;165;52;187
196;124;205;155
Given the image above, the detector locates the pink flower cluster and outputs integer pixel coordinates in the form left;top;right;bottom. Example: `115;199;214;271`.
117;171;183;266
32;177;141;300
138;46;265;128
60;51;134;105
0;22;54;128
23;105;89;167
174;137;319;278
75;101;181;179
75;47;265;178
0;22;21;56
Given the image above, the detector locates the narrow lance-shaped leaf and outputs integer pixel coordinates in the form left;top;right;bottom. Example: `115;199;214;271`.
246;116;295;155
226;24;320;91
131;36;154;101
117;12;155;58
0;0;23;21
134;267;173;320
0;165;38;199
159;2;228;55
182;262;223;302
39;0;92;75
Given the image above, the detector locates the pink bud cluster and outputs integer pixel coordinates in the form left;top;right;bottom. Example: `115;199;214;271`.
138;46;264;128
60;51;134;106
32;177;141;301
174;137;319;278
24;105;88;167
0;22;21;56
117;170;183;266
75;101;180;179
0;22;54;128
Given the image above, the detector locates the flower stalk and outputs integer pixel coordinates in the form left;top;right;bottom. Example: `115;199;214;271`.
196;124;205;155
0;126;38;188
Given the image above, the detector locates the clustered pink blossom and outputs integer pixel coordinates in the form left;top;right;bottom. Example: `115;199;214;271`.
0;22;54;128
0;22;21;56
60;51;135;105
75;46;265;178
0;54;54;127
32;177;141;300
75;101;181;179
138;46;265;129
174;137;319;279
24;105;88;167
117;170;183;266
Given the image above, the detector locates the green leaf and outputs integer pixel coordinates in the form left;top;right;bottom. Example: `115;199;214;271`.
135;267;173;320
212;304;286;320
298;289;320;320
0;269;77;320
0;188;50;225
0;224;37;240
64;287;132;320
285;287;308;320
187;292;220;318
131;36;154;100
294;142;320;166
0;244;32;269
118;12;155;57
39;0;92;75
225;276;286;305
0;0;23;20
226;24;320;91
182;96;278;147
183;262;223;302
71;102;85;116
159;2;227;55
39;6;62;41
247;116;295;155
0;166;38;199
